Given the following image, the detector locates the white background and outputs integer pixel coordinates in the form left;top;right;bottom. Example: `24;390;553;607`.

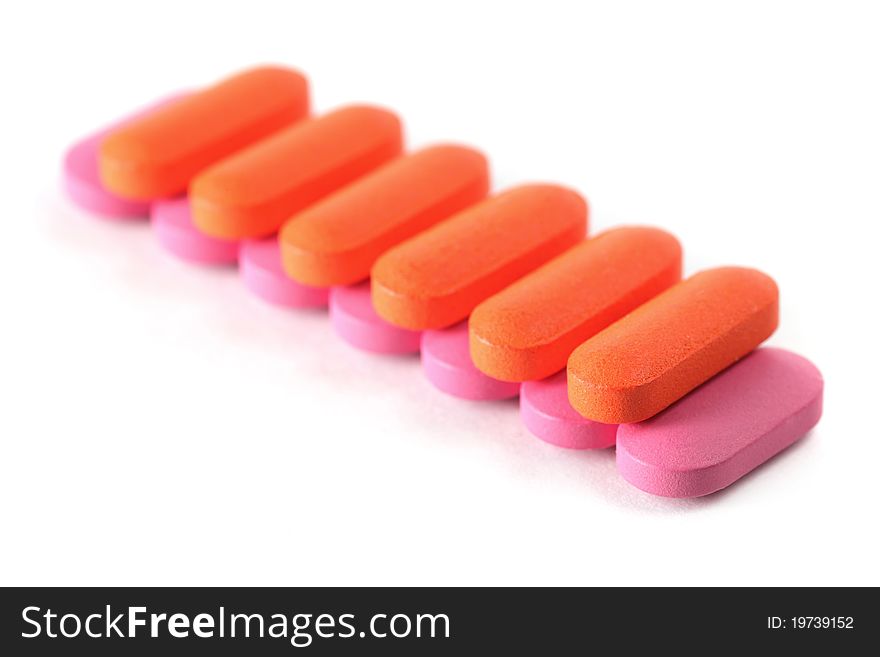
2;0;878;586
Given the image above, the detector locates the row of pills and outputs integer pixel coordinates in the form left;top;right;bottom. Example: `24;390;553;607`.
63;66;823;498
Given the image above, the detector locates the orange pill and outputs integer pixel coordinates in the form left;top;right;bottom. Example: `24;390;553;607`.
278;145;490;286
191;105;403;240
470;226;682;382
371;184;587;330
567;266;779;424
99;66;309;200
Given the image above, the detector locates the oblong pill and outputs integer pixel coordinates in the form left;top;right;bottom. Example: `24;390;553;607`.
191;105;404;240
279;145;490;286
421;323;520;401
616;348;823;498
567;266;779;424
64;93;187;218
372;184;587;330
330;282;421;354
100;66;309;200
470;226;682;382
240;240;329;309
152;198;239;265
520;372;618;449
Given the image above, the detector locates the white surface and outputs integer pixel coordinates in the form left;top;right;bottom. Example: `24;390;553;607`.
2;0;878;586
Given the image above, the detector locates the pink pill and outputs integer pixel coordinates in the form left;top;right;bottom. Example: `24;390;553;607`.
421;322;520;400
520;371;618;449
240;239;329;308
616;347;823;498
62;94;186;218
152;198;239;265
330;282;421;354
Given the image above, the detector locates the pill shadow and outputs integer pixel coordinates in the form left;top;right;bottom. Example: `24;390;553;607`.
390;389;708;513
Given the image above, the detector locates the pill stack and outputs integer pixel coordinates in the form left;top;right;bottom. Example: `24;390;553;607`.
63;66;823;499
